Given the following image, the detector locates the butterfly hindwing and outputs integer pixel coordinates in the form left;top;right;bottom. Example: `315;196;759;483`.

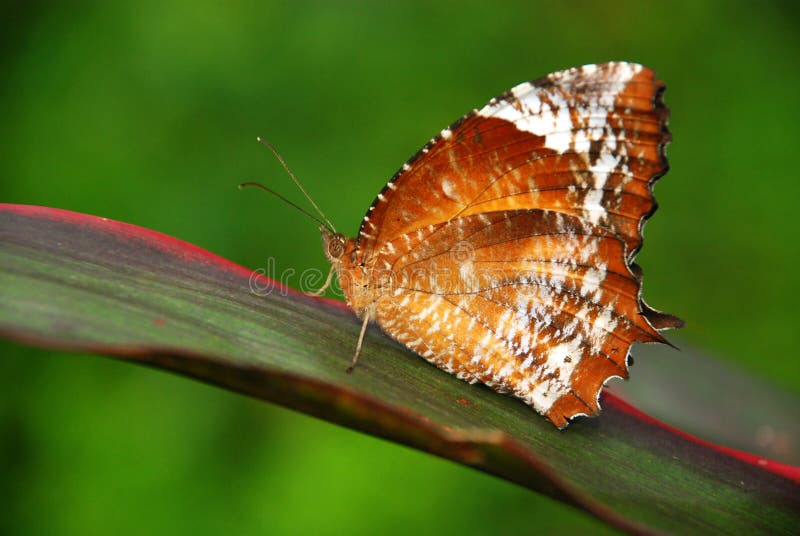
371;209;661;427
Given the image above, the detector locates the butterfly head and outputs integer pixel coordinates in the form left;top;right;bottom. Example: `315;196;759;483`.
320;225;347;263
320;225;378;312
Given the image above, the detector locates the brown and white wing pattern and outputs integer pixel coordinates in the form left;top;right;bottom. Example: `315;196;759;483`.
357;62;669;261
371;209;664;427
335;62;678;428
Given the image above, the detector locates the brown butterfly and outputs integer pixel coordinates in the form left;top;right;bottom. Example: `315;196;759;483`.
306;62;681;428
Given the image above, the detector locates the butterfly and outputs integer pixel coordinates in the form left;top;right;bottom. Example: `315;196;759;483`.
317;62;681;428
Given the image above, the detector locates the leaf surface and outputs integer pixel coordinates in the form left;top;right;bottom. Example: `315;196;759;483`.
1;204;798;535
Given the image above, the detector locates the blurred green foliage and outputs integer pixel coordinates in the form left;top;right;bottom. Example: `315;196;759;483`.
1;1;798;534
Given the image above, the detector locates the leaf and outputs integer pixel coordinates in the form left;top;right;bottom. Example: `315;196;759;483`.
609;343;800;466
1;203;798;535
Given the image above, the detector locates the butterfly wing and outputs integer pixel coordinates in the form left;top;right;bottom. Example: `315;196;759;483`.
372;209;661;428
345;62;677;427
357;62;668;262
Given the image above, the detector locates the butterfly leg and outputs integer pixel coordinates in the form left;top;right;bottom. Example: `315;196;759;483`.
346;312;371;374
307;264;335;296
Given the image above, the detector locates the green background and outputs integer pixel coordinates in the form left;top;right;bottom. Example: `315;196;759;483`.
1;1;798;534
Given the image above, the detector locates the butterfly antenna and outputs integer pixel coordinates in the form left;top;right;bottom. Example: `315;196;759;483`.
238;182;329;229
257;137;336;232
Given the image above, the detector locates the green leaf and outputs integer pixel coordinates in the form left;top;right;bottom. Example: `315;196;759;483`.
1;204;798;535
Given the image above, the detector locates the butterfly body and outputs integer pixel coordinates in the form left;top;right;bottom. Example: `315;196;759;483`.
322;62;680;428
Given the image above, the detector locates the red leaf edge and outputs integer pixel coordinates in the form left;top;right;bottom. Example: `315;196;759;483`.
604;394;800;483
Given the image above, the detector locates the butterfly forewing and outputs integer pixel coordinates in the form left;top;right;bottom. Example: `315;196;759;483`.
332;62;676;428
358;62;667;260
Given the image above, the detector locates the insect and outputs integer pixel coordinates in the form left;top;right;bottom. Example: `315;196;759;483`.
254;62;682;428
